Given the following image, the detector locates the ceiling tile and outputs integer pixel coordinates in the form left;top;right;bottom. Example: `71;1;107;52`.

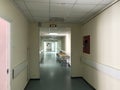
82;5;107;19
79;4;108;22
14;1;27;10
65;17;82;23
13;0;113;23
30;10;49;17
25;0;49;3
50;12;67;17
33;17;49;22
50;3;72;17
92;4;107;13
72;4;97;13
50;3;72;11
26;2;49;11
76;0;103;4
68;12;87;18
51;0;76;4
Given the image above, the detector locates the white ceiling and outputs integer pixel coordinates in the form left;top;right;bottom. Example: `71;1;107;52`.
12;0;115;23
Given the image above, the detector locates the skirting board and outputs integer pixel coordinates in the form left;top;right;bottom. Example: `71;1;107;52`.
81;56;120;80
24;79;40;89
71;77;96;90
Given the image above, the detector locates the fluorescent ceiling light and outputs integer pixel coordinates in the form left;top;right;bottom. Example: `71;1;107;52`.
49;33;58;35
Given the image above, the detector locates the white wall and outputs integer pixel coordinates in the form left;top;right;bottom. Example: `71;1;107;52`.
0;0;29;90
29;23;40;79
80;1;120;90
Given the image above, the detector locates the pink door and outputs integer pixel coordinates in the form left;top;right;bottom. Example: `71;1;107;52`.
0;17;10;90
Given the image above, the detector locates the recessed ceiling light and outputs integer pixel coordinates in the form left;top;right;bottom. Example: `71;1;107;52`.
49;33;58;35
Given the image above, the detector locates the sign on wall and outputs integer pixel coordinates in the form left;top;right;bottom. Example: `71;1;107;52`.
83;35;90;54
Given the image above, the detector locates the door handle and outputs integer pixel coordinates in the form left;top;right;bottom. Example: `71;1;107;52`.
7;69;9;74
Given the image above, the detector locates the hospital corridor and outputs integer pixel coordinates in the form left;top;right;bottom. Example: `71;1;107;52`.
0;0;120;90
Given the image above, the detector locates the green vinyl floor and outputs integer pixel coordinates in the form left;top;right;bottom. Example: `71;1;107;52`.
25;52;95;90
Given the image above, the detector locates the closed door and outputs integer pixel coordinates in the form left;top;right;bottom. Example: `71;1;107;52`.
0;17;10;90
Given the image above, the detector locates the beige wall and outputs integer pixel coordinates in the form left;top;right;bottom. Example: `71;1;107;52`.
0;0;29;90
80;1;120;90
29;23;40;79
70;24;82;77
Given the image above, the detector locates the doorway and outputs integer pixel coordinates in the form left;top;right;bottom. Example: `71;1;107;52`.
44;41;58;52
39;27;71;66
0;17;10;90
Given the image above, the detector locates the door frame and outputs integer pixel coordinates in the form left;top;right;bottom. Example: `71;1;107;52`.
0;16;11;90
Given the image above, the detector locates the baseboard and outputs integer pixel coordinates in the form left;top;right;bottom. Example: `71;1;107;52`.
30;78;40;80
25;77;95;90
71;76;82;79
71;77;96;90
24;79;30;90
24;78;40;90
81;77;96;90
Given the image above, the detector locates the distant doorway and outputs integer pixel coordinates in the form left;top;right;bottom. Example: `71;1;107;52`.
39;27;71;66
0;17;10;90
44;41;58;52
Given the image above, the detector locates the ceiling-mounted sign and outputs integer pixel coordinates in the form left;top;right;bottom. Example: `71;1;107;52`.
49;24;57;28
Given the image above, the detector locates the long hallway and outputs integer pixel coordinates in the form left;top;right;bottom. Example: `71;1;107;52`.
25;52;94;90
1;0;120;90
